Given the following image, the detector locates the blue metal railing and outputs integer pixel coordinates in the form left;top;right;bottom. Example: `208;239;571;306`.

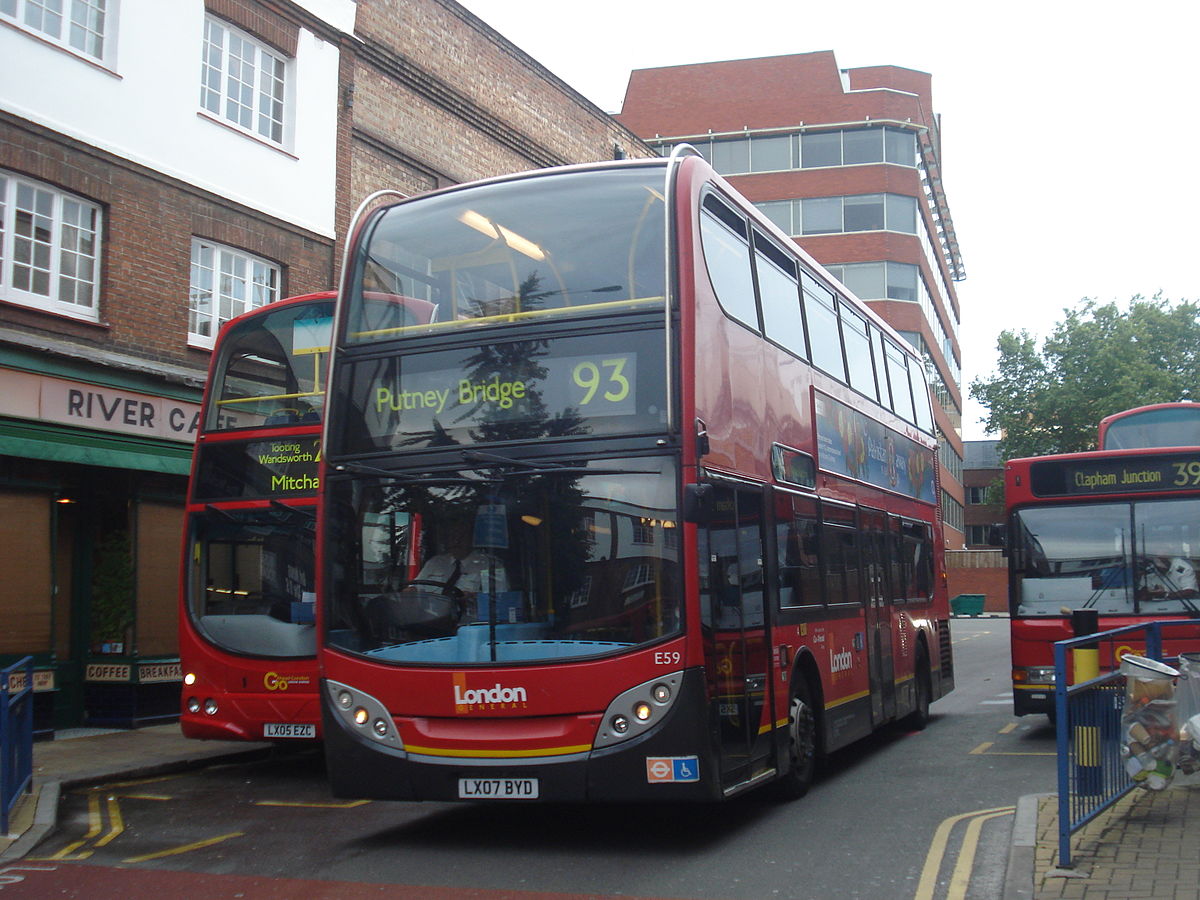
1;656;34;836
1054;619;1200;868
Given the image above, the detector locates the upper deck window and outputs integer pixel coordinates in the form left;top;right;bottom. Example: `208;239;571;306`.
344;167;666;344
206;298;335;431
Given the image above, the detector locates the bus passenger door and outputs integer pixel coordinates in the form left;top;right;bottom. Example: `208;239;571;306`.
862;509;896;724
698;482;773;789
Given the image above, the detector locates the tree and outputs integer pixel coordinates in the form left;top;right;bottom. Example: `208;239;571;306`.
970;295;1200;460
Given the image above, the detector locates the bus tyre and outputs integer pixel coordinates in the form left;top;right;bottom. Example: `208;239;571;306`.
775;679;818;800
905;648;932;730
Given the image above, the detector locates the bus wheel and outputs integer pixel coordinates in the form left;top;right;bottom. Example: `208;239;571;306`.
775;679;818;800
904;648;932;730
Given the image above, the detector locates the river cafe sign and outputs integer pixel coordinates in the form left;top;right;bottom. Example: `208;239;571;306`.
0;369;202;444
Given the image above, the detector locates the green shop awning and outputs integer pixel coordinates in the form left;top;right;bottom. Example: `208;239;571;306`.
0;419;193;475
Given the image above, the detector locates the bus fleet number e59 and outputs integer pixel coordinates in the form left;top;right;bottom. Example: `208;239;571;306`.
655;651;681;666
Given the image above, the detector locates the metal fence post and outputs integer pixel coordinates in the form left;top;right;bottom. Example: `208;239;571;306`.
1;656;34;837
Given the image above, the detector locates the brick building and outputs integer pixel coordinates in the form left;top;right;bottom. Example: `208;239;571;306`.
617;52;967;547
0;0;649;731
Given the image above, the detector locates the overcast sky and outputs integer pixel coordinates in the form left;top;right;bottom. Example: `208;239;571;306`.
457;1;1199;440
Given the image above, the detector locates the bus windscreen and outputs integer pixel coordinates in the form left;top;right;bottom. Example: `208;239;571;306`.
344;167;666;341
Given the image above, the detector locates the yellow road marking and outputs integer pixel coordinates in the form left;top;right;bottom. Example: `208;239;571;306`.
254;799;371;808
946;810;1013;900
914;806;1015;900
969;742;993;755
93;796;124;848
999;723;1018;734
123;832;244;864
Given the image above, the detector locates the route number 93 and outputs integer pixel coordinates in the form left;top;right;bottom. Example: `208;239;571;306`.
654;651;682;666
571;358;630;405
1173;461;1200;486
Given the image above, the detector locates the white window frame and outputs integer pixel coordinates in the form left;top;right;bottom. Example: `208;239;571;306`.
0;170;102;322
199;14;289;147
1;0;112;64
188;239;280;349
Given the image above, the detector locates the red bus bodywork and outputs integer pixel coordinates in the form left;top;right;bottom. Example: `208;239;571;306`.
178;292;335;742
1007;440;1200;717
319;154;954;801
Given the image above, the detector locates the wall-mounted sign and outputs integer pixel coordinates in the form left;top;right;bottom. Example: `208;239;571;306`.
0;369;201;443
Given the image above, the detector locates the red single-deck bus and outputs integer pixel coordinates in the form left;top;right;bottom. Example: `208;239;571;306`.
179;292;335;741
1008;412;1200;718
318;151;954;802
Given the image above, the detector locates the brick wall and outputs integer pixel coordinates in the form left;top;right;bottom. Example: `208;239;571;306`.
1;114;333;379
947;550;1009;613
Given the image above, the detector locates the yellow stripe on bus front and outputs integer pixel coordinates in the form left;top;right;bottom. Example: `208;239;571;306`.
405;743;592;759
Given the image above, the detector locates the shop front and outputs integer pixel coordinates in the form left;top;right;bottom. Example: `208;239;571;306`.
0;348;199;734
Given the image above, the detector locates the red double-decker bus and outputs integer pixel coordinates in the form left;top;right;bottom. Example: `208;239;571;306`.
318;151;954;802
179;292;335;741
1099;402;1200;450
1008;404;1200;718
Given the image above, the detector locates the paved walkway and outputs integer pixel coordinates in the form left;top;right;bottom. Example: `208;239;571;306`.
1031;786;1200;899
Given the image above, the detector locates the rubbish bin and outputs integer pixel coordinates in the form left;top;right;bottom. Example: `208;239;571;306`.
1120;654;1180;790
1176;653;1200;780
950;594;985;617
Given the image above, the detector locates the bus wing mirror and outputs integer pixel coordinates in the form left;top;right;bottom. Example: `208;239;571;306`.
683;483;714;524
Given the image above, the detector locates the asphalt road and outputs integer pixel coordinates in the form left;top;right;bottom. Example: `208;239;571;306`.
15;617;1056;900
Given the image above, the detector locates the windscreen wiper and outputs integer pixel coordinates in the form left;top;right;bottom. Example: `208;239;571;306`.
334;461;495;486
458;451;650;479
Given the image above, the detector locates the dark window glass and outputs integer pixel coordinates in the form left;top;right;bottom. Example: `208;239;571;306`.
801;131;841;167
843;129;883;165
886;262;919;301
701;200;758;330
843;194;885;232
885;341;916;423
344;167;666;342
801;196;841;235
886;194;916;233
711;138;750;174
207;298;335;431
757;246;806;358
840;303;877;401
756;200;793;234
188;507;317;658
802;273;844;379
885;128;917;165
776;493;820;608
324;456;682;663
751;135;793;171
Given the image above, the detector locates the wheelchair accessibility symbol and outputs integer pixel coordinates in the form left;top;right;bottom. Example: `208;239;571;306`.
646;756;701;783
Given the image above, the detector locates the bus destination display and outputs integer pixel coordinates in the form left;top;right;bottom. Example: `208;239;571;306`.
343;329;666;451
193;436;321;501
1030;452;1200;497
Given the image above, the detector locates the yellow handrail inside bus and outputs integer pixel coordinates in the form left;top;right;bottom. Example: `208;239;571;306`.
350;295;665;341
215;388;324;408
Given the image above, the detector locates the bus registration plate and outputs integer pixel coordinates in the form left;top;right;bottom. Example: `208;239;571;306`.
458;777;539;799
263;723;316;738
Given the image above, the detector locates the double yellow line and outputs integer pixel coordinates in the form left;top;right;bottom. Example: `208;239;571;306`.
915;805;1015;900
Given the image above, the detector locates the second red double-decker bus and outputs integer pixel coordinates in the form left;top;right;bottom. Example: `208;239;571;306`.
318;150;954;802
179;292;335;741
1008;404;1200;718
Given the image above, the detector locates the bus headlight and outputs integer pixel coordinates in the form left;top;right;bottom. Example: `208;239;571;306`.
187;697;201;714
324;679;403;749
203;698;219;715
183;672;197;686
1014;666;1057;685
595;671;684;749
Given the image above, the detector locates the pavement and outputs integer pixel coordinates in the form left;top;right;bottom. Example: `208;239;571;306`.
4;725;1199;899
